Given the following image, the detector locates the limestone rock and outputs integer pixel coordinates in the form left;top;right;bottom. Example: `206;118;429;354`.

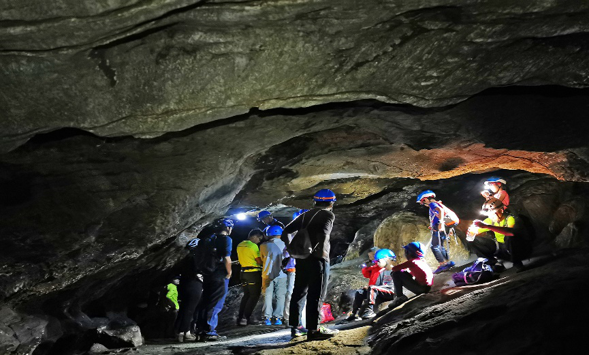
96;324;143;348
89;343;110;354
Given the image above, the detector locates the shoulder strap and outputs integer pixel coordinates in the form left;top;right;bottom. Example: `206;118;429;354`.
300;209;322;231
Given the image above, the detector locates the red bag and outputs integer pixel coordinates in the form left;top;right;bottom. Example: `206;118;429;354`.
320;303;335;323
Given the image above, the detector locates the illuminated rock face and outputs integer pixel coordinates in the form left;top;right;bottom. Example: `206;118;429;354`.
2;1;589;354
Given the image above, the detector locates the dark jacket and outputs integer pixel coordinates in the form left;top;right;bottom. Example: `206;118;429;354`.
281;208;335;261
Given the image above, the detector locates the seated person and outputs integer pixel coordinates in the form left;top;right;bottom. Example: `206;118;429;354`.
357;249;397;320
346;247;381;321
388;242;434;309
470;199;531;271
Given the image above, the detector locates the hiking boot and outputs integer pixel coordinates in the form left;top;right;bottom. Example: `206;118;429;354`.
291;326;308;337
307;326;339;341
360;307;376;319
264;318;272;326
238;318;248;326
388;295;409;309
184;332;197;342
274;318;283;326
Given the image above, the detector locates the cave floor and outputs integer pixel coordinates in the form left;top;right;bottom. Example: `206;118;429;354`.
137;322;371;355
119;252;578;355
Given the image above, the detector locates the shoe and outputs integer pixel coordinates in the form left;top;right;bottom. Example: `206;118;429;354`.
238;318;248;326
346;313;361;322
388;295;409;309
176;332;184;343
291;326;308;337
434;261;454;274
184;332;197;341
274;318;283;325
264;318;272;326
492;262;506;273
360;308;376;319
307;326;338;340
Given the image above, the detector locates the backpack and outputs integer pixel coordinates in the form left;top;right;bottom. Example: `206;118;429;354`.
452;258;494;286
320;303;335;323
438;201;460;226
286;210;322;259
189;234;222;275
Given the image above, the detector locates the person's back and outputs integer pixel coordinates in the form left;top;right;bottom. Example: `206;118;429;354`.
260;226;287;325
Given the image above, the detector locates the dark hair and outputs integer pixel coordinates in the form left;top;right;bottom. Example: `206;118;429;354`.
404;248;419;260
248;228;264;238
314;200;333;208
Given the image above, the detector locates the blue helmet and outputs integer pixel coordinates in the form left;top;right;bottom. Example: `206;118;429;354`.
214;218;234;229
292;209;309;220
485;177;506;186
314;189;336;202
257;210;272;222
374;249;396;261
266;225;283;237
403;242;424;258
416;190;436;203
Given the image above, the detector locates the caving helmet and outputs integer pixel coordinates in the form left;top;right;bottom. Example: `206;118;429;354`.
266;225;283;237
484;177;507;187
416;190;436;203
257;210;272;222
403;242;425;258
213;218;234;230
313;189;337;202
374;249;396;262
292;209;309;220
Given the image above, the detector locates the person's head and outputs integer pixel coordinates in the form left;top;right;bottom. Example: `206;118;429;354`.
374;249;396;268
171;276;180;285
248;228;264;244
417;190;436;207
257;210;273;225
213;218;234;235
266;225;283;239
367;247;380;262
403;242;425;260
484;177;506;194
313;189;336;210
482;197;505;222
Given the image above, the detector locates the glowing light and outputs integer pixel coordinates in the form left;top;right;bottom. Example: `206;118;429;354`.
236;213;247;221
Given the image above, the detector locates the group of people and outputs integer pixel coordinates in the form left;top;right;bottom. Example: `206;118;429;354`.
346;176;530;319
170;176;529;342
237;189;339;340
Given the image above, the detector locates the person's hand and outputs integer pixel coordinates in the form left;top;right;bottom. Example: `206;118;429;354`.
473;220;486;228
225;273;232;280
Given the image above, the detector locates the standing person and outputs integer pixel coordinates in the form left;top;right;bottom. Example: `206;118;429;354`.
388;242;434;309
469;199;530;271
258;210;285;238
481;177;510;211
236;229;264;326
283;209;308;327
161;276;180;339
194;218;234;341
174;240;203;342
260;225;288;325
417;190;455;274
282;189;339;340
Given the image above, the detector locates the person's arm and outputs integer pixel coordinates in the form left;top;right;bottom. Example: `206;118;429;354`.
222;236;233;279
474;218;516;237
391;260;412;272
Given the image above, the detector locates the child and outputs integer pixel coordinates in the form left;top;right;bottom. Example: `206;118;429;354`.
388;242;434;309
346;247;382;321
